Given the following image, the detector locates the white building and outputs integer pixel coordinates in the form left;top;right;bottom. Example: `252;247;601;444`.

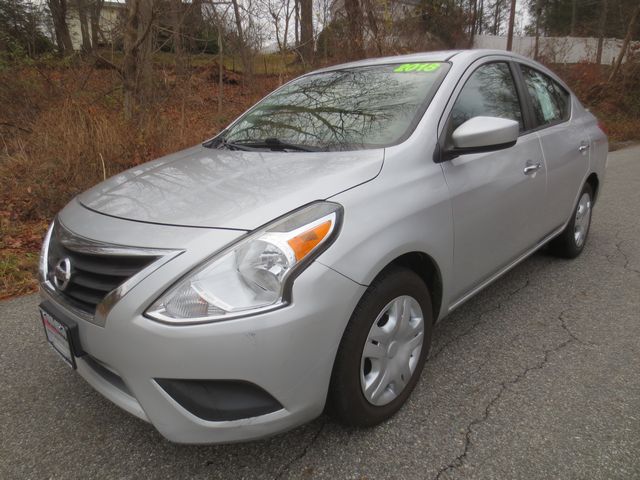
67;1;126;51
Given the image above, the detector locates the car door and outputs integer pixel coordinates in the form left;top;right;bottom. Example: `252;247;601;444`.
518;64;590;232
439;60;548;303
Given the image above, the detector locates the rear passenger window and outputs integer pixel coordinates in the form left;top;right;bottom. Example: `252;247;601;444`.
449;62;524;133
520;65;570;126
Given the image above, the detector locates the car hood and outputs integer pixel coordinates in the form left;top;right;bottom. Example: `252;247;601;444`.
78;145;384;230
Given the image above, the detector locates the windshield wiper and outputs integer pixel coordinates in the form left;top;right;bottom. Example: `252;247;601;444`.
221;137;320;152
213;138;262;151
263;138;319;152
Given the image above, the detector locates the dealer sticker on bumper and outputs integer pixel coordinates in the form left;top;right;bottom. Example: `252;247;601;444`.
41;308;76;369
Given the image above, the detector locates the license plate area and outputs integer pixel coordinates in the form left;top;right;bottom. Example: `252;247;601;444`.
41;308;77;369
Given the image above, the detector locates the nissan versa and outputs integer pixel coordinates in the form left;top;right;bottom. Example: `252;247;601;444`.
39;50;607;443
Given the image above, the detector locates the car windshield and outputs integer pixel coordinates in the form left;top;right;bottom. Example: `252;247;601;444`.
215;62;450;151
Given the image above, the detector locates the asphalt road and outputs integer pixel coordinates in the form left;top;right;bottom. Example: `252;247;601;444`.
2;145;640;480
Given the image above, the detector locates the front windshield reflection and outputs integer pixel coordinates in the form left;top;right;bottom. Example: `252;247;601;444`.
222;64;449;151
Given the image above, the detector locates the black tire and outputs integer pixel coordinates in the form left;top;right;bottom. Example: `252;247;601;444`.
327;266;433;427
548;183;594;259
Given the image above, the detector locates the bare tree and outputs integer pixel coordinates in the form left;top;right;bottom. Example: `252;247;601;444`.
299;0;313;66
230;0;251;75
294;0;299;46
122;0;155;119
171;0;185;76
48;0;74;54
595;0;608;64
257;0;294;79
75;0;93;52
491;0;503;35
468;0;478;48
362;0;383;54
90;0;105;48
534;0;543;59
344;0;363;59
506;0;516;51
607;3;640;82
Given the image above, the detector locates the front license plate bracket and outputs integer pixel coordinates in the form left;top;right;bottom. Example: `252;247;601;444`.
40;301;85;369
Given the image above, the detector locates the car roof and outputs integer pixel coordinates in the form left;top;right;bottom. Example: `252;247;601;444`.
308;49;572;94
310;49;532;73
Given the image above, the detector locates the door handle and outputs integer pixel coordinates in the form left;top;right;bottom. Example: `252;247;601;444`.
578;144;590;153
523;161;542;175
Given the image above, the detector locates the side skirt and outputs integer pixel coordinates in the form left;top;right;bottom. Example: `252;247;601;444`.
446;224;566;314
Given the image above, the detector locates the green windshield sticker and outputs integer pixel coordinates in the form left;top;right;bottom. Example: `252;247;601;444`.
394;63;441;73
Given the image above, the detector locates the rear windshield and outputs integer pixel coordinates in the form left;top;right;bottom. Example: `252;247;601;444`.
216;62;450;151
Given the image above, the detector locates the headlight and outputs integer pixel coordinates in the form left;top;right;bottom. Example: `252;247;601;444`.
146;202;342;324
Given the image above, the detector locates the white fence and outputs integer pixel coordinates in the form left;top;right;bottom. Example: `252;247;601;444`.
473;34;638;65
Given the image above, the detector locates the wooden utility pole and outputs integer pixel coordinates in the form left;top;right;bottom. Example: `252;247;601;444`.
506;0;516;51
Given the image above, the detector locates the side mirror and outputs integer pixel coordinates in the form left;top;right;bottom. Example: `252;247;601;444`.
442;116;519;160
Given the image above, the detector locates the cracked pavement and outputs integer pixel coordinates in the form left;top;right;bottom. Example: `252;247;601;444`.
1;145;639;479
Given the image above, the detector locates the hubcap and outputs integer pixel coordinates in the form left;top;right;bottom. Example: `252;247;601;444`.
360;295;425;406
574;193;592;248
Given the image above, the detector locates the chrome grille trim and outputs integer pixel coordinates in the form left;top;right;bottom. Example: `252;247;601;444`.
41;219;183;327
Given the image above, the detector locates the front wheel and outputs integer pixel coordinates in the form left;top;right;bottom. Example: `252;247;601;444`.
549;183;593;258
327;267;433;427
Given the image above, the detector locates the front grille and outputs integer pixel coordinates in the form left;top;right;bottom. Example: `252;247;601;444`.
46;224;158;315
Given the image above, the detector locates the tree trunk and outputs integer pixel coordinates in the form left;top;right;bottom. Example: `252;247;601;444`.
138;0;154;103
468;0;477;48
90;0;104;48
299;0;313;66
492;0;500;35
230;0;250;76
477;0;483;35
607;4;640;83
570;0;577;36
534;0;542;59
48;0;74;54
344;0;364;59
76;0;93;52
218;27;223;114
294;0;299;46
506;0;516;51
171;0;185;77
122;0;155;119
595;0;608;64
362;0;382;54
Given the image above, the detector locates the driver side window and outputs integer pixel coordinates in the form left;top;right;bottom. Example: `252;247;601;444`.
449;62;524;135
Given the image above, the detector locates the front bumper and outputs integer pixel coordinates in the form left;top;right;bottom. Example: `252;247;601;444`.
42;260;364;443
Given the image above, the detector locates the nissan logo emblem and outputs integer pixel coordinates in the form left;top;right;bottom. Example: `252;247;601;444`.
53;257;72;291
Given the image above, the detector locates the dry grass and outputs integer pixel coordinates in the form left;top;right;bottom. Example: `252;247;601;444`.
553;60;640;143
0;57;284;298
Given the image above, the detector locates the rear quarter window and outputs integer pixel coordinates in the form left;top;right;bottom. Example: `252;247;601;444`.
520;65;571;127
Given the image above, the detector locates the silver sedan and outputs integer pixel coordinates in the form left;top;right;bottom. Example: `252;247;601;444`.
38;49;607;443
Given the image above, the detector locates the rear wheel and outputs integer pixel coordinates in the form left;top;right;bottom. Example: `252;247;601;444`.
549;183;593;258
327;267;433;427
